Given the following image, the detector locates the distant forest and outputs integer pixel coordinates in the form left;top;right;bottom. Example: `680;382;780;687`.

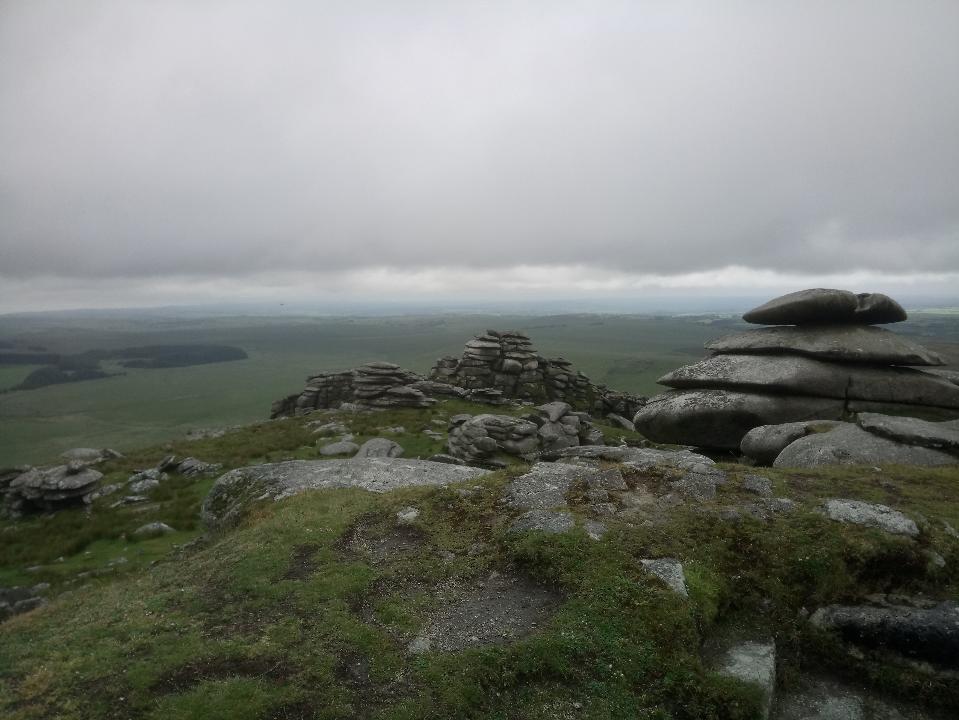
0;344;248;391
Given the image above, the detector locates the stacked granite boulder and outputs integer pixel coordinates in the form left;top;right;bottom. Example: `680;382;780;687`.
446;401;605;465
3;463;103;515
431;330;645;417
634;289;959;449
271;362;445;417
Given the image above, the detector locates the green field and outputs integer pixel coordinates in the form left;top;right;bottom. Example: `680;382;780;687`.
1;311;957;467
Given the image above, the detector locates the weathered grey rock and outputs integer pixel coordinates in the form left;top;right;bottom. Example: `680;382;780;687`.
60;447;121;465
857;413;959;451
706;325;943;366
640;558;688;597
203;459;490;528
353;438;404;459
774;424;957;468
605;413;635;431
504;463;584;510
741;474;773;497
741;420;843;465
810;601;959;667
742;288;906;326
7;465;103;509
128;477;160;495
635;390;845;449
669;469;724;502
823;499;918;537
132;522;175;539
660;354;959;408
549;445;715;472
396;506;420;524
538;401;572;423
319;440;360;456
509;509;575;534
83;483;123;503
176;457;221;476
716;641;777;719
773;676;930;720
0;586;48;622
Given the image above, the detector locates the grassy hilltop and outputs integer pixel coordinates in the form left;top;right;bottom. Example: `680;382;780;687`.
2;401;958;720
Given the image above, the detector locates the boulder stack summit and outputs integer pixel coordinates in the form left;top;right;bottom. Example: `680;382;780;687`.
634;289;958;449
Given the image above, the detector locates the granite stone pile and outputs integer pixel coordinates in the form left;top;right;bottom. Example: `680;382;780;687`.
634;289;959;449
431;330;645;417
446;401;605;465
2;463;104;515
271;362;442;417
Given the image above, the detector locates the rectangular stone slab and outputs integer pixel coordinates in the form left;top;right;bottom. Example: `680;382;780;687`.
658;354;959;408
706;325;944;366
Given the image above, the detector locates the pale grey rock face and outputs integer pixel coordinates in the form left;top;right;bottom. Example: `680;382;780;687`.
773;424;956;468
716;642;777;719
741;475;773;497
353;438;404;459
706;325;944;366
823;499;919;537
741;420;843;465
810;601;959;667
856;413;959;450
508;509;575;534
202;459;490;528
319;440;360;456
659;354;959;408
742;288;906;326
634;389;845;449
503;463;584;511
640;558;688;597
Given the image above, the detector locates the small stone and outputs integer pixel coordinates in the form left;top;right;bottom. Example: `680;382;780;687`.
132;522;175;539
584;520;607;541
715;641;776;719
396;506;420;524
640;558;688;598
319;440;360;456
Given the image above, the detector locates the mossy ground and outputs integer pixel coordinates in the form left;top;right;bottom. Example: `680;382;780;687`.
2;405;958;719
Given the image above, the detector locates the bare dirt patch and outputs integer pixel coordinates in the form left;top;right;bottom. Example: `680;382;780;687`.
283;542;321;580
338;515;426;564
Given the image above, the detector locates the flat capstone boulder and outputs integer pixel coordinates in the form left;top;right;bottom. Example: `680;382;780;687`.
705;325;943;366
659;354;959;408
634;389;845;449
773;423;957;468
742;288;906;326
202;458;491;529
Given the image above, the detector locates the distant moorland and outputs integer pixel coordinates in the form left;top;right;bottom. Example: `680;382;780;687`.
1;310;957;467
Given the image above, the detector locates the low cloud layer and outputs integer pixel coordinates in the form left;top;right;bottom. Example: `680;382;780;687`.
1;1;958;308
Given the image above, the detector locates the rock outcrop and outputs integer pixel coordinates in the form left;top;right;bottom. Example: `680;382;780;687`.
3;464;103;514
430;329;645;417
446;402;605;465
635;289;956;449
271;362;445;417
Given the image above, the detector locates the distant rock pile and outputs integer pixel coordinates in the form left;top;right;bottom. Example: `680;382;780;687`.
271;330;645;420
271;362;444;417
431;329;645;417
446;401;605;465
635;289;959;449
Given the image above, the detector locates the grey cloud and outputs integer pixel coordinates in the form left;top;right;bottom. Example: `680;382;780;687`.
1;0;957;281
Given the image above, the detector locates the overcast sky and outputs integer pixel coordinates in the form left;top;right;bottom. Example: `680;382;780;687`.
1;1;958;312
